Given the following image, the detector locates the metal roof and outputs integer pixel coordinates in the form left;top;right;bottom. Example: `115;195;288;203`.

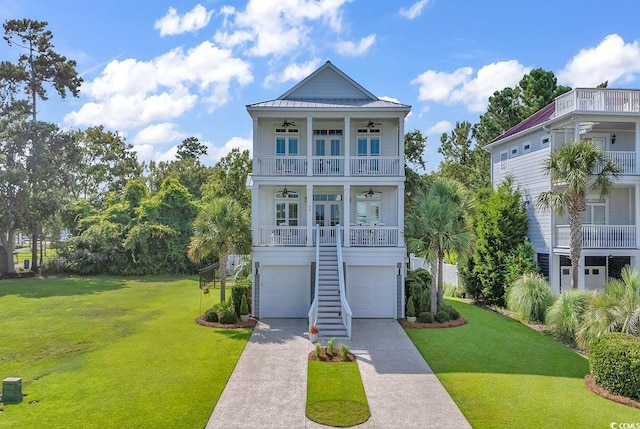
247;97;410;109
487;102;555;147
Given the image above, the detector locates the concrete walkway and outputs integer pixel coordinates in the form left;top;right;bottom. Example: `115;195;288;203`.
205;319;471;429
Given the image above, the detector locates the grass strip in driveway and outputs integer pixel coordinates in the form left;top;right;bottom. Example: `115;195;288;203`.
406;299;640;429
306;360;370;427
0;275;251;429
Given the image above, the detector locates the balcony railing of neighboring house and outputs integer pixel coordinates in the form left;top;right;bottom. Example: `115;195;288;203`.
258;225;307;246
350;157;400;176
312;156;344;176
595;151;636;175
256;156;308;175
349;225;399;247
556;225;637;249
555;89;640;117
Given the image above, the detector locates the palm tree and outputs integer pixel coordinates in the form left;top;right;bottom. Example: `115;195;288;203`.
537;139;620;289
405;178;473;314
576;266;640;349
188;198;251;302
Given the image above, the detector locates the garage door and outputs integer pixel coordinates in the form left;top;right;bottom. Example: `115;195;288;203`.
260;266;310;317
346;266;395;318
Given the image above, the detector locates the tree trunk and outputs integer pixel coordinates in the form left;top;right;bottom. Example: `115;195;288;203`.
31;224;40;272
219;253;228;303
430;260;438;315
0;231;17;275
437;253;445;306
568;196;585;289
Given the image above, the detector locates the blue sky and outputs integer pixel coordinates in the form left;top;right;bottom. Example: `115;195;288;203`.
2;0;640;171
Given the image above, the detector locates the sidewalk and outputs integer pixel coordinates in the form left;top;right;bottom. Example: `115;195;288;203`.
205;319;471;429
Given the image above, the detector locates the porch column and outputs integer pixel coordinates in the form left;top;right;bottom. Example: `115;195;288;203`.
635;121;640;174
343;184;351;247
344;117;351;176
398;115;405;177
636;184;640;249
253;116;259;174
306;184;313;246
251;184;259;246
574;120;580;142
307;117;313;176
397;183;405;248
577;254;585;290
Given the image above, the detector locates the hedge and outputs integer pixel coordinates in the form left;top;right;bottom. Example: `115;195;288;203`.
590;332;640;400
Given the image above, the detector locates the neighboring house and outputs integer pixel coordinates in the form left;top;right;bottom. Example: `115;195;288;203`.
246;61;410;337
485;88;640;293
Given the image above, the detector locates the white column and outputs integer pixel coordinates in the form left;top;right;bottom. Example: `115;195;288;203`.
344;117;351;176
398;115;405;177
633;183;640;249
253;116;259;174
635;121;640;174
307;117;313;176
574;120;580;142
343;184;351;247
306;184;313;246
397;183;405;248
251;185;259;246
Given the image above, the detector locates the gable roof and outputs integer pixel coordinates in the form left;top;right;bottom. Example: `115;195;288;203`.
487;102;555;147
247;61;410;111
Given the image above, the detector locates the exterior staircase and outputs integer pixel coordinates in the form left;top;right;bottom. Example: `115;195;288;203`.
315;246;348;338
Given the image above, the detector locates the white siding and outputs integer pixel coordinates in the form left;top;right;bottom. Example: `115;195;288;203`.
287;68;368;99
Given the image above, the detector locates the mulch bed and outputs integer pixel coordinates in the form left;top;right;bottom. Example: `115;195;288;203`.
309;347;357;362
195;316;258;329
398;317;467;329
584;375;640;409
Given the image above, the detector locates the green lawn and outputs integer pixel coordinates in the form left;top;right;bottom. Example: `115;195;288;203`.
306;360;370;427
407;299;640;429
0;276;251;429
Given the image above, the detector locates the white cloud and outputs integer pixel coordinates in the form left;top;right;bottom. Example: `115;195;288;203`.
214;0;352;57
65;41;253;130
379;95;401;103
426;120;452;136
132;122;186;145
335;34;376;57
411;60;530;112
264;58;322;86
206;136;253;163
399;0;430;20
155;4;214;36
558;34;640;87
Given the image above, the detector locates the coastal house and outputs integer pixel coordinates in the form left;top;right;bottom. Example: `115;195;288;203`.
246;61;411;337
485;88;640;292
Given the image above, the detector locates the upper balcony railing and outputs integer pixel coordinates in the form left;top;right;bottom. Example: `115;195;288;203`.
556;89;640;117
594;151;637;175
255;155;401;176
556;225;637;249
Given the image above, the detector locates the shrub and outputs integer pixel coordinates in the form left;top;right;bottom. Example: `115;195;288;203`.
231;285;251;318
545;289;592;343
413;268;432;289
590;333;640;400
314;342;321;358
405;269;431;314
437;304;460;320
406;297;416;318
418;312;433;323
444;282;464;298
327;337;335;356
218;308;237;324
340;343;349;361
240;294;249;316
506;273;554;323
204;308;219;323
435;310;450;323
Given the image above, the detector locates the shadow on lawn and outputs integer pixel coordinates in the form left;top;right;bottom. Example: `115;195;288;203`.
407;299;590;379
0;276;127;299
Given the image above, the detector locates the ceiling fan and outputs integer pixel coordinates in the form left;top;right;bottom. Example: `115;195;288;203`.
281;119;296;128
365;120;381;129
364;187;381;198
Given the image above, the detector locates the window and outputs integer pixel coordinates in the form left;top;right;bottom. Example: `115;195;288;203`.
592;269;600;275
510;146;518;157
584;199;606;225
541;137;550;146
355;193;380;225
523;142;531;153
500;151;508;172
275;192;299;226
275;129;299;155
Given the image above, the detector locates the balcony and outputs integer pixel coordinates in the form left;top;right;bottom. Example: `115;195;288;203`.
600;151;636;174
556;89;640;117
556;225;637;249
256;225;400;247
255;156;402;176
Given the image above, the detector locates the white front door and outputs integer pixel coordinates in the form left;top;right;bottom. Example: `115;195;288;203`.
314;199;340;244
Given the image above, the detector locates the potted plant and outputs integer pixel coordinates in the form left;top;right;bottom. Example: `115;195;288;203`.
309;324;319;342
240;294;250;322
406;297;417;322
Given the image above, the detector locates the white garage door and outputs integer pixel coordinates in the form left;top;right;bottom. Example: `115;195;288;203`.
260;266;310;318
346;266;395;318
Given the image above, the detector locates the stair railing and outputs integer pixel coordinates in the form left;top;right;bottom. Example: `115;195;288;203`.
308;224;320;330
335;224;352;339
